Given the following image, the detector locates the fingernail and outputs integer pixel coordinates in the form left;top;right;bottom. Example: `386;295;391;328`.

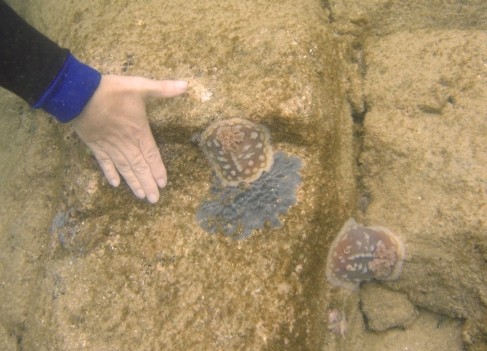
135;189;145;199
156;178;167;188
110;178;120;187
175;80;188;91
147;194;159;204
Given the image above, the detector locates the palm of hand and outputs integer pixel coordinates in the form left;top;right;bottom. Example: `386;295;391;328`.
72;75;188;203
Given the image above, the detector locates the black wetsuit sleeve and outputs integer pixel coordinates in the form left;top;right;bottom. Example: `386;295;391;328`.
0;0;70;105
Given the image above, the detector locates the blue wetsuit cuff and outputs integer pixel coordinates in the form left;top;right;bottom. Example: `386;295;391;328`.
32;54;101;123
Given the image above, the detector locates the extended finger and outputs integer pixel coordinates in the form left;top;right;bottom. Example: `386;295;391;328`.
91;148;121;187
140;133;167;188
122;146;160;203
108;149;148;200
141;78;188;99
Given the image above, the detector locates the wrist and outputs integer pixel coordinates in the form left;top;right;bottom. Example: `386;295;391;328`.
32;54;101;123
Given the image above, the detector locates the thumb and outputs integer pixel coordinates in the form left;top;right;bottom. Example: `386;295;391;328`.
143;79;188;98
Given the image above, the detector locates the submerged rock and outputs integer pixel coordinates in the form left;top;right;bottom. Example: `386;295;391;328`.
360;282;418;332
196;152;302;239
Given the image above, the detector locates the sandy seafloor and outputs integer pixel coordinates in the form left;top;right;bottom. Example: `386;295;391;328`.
1;0;487;350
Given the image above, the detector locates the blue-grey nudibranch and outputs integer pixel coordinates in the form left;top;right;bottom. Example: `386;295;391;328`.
197;118;302;239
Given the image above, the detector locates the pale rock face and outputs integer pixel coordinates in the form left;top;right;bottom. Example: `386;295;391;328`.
326;218;406;291
199;118;274;187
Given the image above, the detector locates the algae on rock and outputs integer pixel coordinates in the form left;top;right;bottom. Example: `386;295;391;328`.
0;0;355;350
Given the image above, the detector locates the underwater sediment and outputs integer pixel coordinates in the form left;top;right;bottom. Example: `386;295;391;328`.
3;0;485;350
0;0;356;350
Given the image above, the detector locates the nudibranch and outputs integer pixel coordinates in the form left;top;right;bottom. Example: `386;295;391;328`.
326;218;406;291
196;152;302;239
199;118;273;187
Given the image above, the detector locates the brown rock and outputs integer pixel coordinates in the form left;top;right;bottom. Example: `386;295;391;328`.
360;282;418;332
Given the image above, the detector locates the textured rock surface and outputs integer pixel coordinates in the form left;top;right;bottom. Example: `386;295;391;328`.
363;309;464;351
359;28;487;349
323;1;487;350
0;0;355;350
360;282;418;332
2;0;486;350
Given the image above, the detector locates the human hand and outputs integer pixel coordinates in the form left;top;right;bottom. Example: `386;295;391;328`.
72;75;188;203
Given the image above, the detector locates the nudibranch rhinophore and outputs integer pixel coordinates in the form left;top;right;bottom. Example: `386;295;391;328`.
199;118;274;187
325;218;406;291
